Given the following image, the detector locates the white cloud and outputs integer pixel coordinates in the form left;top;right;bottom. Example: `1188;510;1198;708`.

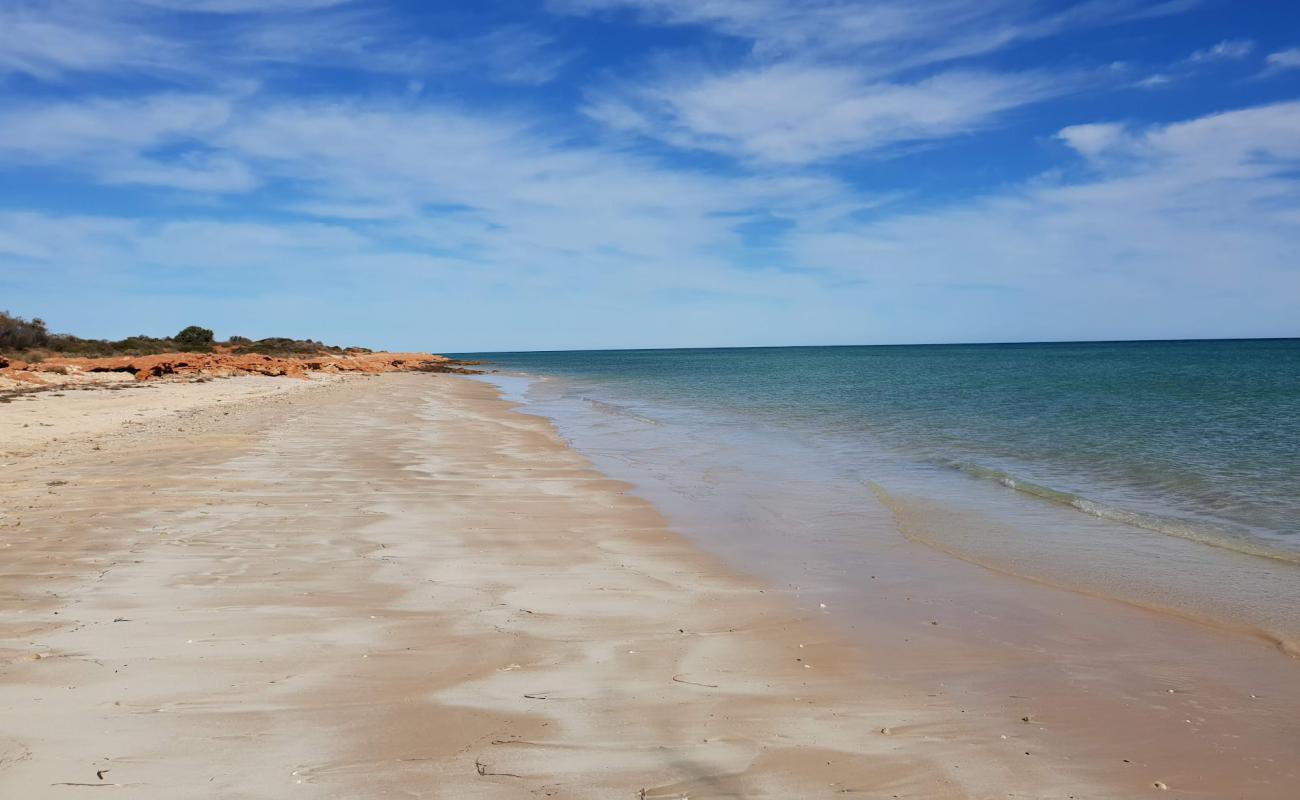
1188;39;1254;62
99;155;258;193
567;0;1150;166
0;86;865;298
553;0;1195;68
1264;47;1300;73
0;89;873;347
0;94;233;157
240;22;575;85
0;2;183;80
132;0;352;12
1136;73;1172;89
468;26;576;86
780;102;1300;337
1056;122;1129;159
0;93;251;192
1130;37;1255;90
0;1;569;86
4;91;1297;348
586;63;1067;164
136;220;370;268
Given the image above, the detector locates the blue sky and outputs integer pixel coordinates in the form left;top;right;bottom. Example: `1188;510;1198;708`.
1;0;1298;351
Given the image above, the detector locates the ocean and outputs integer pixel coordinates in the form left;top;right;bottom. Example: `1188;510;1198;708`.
458;339;1300;649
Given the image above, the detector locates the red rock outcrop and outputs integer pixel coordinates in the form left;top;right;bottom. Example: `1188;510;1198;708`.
1;351;475;387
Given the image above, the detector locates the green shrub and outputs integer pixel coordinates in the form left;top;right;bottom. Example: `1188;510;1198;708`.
230;337;340;356
174;325;215;351
0;311;51;351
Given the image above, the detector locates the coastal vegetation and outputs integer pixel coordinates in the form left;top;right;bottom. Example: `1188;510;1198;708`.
0;310;370;359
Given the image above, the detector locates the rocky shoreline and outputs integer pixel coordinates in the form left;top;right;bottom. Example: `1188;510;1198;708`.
0;350;480;391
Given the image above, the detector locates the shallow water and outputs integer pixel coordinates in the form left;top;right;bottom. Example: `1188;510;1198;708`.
460;340;1300;648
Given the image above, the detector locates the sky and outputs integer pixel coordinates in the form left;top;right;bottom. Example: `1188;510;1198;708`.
1;0;1298;352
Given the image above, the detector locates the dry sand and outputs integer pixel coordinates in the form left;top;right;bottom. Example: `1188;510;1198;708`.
0;375;320;458
0;372;1094;798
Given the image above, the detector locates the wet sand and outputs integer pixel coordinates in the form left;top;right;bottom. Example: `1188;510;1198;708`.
1;373;1295;797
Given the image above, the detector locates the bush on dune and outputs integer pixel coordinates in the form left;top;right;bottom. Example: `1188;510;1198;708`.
229;337;372;356
174;325;216;351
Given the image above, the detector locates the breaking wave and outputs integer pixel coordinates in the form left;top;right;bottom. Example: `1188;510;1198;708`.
581;397;660;426
939;460;1300;566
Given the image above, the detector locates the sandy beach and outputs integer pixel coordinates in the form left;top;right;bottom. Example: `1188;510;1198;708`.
6;0;1297;795
0;373;1057;798
2;373;1296;798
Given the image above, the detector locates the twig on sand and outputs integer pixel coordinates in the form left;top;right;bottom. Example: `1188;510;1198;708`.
672;673;719;688
475;758;522;779
50;783;120;788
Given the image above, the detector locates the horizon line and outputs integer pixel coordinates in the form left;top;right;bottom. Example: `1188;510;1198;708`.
448;335;1300;356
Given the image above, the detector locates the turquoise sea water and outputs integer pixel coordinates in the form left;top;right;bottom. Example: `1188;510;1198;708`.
463;340;1299;554
458;339;1300;644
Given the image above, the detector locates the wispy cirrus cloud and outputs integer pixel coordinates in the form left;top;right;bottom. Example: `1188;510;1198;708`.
553;0;1196;67
97;154;258;193
0;0;570;86
585;63;1069;164
1057;102;1300;170
0;87;862;282
0;1;183;81
0;0;367;82
1131;38;1257;90
1263;47;1300;74
775;101;1300;340
133;0;352;11
0;92;250;192
0;94;233;156
1187;38;1254;63
3;85;1297;347
226;9;572;83
566;0;1187;166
